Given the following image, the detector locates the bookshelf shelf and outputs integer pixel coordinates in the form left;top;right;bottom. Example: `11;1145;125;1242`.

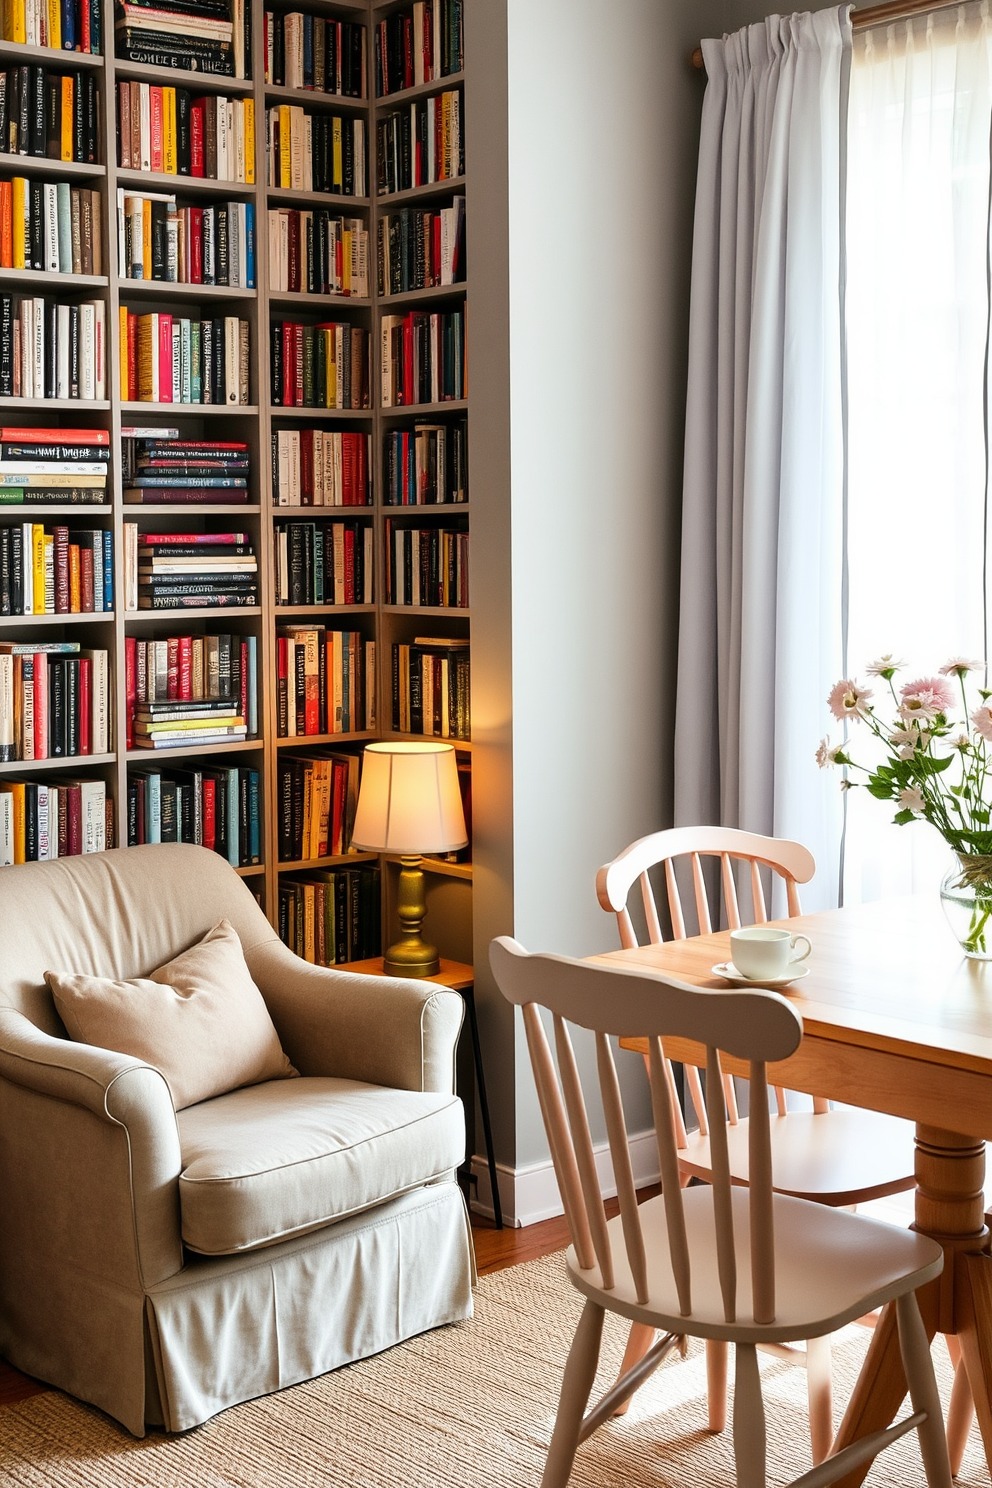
380;502;470;513
270;504;372;514
116;170;257;198
0;505;112;515
236;864;266;877
125;740;263;761
374;71;464;110
376;176;465;207
120;403;260;416
277;851;378;872
122;504;262;514
0;752;115;776
269;406;372;420
113;59;254;92
274;603;376;615
381;604;469;616
0;269;108;290
379;282;466;308
117;281;258;300
263;84;368;112
275;731;375;747
124;605;262;621
0;611;114;625
0;398;110;410
0;153;104;181
385;731;472;751
266;187;370;209
379;399;467;418
268;291;372;309
0;40;104;68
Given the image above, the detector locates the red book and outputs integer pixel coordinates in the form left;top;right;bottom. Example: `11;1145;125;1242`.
159;315;173;402
178;635;192;699
402;314;414;405
0;427;110;444
432;216;440;286
139;531;250;544
334;231;342;289
80;0;91;52
190;104;205;176
189;207;203;283
149;87;164;174
276;635;288;734
32;651;47;760
282;322;294;405
331;759;348;854
66;785;82;856
300;428;314;503
342;434;356;505
80;547;94;612
78;658;91;755
202;777;216;850
343;526;355;604
125;635;136;749
239;639;248;729
127;312;137;401
294;324;304;405
167;637;179;699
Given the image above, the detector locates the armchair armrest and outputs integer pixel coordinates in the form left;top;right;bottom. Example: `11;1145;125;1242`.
0;1007;184;1289
246;939;465;1094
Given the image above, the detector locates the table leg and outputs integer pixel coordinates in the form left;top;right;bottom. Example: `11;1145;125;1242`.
831;1126;988;1488
464;987;503;1230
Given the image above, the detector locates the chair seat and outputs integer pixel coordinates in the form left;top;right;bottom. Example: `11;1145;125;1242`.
678;1108;915;1205
566;1187;943;1345
177;1076;465;1256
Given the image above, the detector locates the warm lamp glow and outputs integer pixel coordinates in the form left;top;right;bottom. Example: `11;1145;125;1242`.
352;742;467;854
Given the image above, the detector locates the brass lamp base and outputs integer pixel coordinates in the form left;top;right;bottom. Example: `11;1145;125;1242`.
383;854;440;978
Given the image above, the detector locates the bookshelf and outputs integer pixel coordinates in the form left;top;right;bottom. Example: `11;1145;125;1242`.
0;0;471;967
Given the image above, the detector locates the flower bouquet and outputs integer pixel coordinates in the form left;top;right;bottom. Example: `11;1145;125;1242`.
818;656;992;956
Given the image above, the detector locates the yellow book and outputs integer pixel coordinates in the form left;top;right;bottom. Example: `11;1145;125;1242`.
119;305;129;400
61;76;73;162
43;534;53;613
142;198;152;280
243;97;255;184
1;0;26;44
0;783;26;865
279;104;291;188
31;526;45;616
136;314;156;402
46;0;60;50
10;178;25;269
332;117;342;191
163;88;177;175
323;328;336;407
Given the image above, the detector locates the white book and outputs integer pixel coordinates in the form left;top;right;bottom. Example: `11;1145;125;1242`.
0;790;13;866
265;11;273;81
285;11;302;88
81;649;109;754
172;324;182;402
286;428;300;503
277;529;288;598
217;97;230;182
48;785;60;858
267;210;281;292
79;302;95;401
432;2;441;82
232;0;244;80
312;428;324;504
224;316;239;404
117;188;127;276
57;182;72;273
331;429;343;504
276;429;290;504
139;84;152;173
125;521;138;612
93;300;105;400
43;183;59;272
165;207;179;282
79;779;106;853
413;2;425;86
56;304;70;398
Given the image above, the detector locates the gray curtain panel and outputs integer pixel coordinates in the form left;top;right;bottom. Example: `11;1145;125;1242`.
674;7;850;911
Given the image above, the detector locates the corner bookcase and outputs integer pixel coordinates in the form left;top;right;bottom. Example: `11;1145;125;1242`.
0;0;473;969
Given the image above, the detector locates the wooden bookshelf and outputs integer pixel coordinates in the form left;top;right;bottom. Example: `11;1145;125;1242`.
0;0;471;966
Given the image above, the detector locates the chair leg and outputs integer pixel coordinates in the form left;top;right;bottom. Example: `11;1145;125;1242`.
733;1342;767;1488
944;1337;974;1479
806;1334;833;1465
612;1323;657;1416
895;1291;953;1488
706;1339;729;1432
541;1299;605;1488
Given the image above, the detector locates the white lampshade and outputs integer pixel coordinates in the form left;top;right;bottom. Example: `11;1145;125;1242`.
352;741;468;854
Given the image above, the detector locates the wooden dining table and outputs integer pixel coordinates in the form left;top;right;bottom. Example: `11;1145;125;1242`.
595;893;992;1488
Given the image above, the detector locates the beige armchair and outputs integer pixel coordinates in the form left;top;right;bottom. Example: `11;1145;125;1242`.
0;844;474;1436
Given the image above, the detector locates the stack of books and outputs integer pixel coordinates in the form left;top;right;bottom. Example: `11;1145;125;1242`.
0;641;110;760
374;1;463;95
132;697;247;750
0;0;102;49
116;85;255;179
379;308;464;407
270;320;368;409
383;420;467;506
392;635;469;740
0;67;100;161
124;628;258;744
277;750;358;861
115;0;249;79
264;106;366;196
1;178;104;275
274;518;373;606
0;297;107;400
0;524;112;614
385;517;467;607
0;776;109;866
376;89;463;195
127;762;260;864
0;425;109;507
119;310;250;405
271;428;369;505
267;209;367;296
122;431;249;502
377;199;464;295
276;624;373;736
263;11;366;96
118;191;255;287
279;864;380;965
124;528;258;610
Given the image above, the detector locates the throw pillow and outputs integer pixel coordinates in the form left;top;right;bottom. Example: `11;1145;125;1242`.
45;919;298;1110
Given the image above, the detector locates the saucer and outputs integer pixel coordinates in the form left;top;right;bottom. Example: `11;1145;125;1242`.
711;961;810;990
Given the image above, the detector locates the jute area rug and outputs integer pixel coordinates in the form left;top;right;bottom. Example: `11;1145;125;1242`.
1;1252;987;1488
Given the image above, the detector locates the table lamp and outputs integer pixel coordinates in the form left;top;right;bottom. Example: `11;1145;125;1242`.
351;741;468;977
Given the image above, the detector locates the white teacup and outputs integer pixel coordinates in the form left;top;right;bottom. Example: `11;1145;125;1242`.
729;926;812;981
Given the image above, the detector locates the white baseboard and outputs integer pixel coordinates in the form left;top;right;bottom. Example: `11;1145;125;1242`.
469;1129;660;1229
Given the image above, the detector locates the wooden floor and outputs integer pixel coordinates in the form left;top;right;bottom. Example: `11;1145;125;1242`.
0;1208;577;1410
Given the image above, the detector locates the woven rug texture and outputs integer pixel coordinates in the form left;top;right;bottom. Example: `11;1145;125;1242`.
0;1251;986;1487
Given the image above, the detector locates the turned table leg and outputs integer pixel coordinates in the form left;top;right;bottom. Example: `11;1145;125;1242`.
830;1126;988;1488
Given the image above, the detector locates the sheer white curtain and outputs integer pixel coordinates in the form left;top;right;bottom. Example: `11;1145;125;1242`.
675;8;849;911
843;3;992;903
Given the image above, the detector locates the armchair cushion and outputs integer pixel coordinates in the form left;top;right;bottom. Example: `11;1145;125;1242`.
45;919;297;1111
176;1075;465;1255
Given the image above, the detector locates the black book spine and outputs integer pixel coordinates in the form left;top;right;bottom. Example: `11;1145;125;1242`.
10;524;22;613
29;65;44;157
238;768;249;865
294;645;305;734
211;317;224;404
151;199;167;279
127;782;138;847
176;88;191;175
65;658;80;756
44;298;57;399
0;295;12;398
201;316;213;402
84;73;98;163
0;526;9;615
45;73;60;159
271;318;282;404
49;660;66;756
273;13;284;86
24;782;38;861
72;70;84;163
17;67;30;157
0;72;7;155
278;762;292;860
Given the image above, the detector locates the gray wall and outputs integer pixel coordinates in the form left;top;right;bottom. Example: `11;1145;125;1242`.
468;0;766;1184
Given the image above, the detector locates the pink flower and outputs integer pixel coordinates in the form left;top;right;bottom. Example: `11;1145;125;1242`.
899;786;925;814
899;676;956;722
815;738;846;768
971;705;992;743
866;654;904;678
940;657;984;677
827;679;873;722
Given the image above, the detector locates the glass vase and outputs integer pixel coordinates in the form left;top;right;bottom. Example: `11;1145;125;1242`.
940;853;992;959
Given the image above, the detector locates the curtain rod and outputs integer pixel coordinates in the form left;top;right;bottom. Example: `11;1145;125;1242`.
691;0;968;70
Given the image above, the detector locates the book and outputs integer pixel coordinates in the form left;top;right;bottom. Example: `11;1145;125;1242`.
377;198;464;294
264;11;366;99
375;0;462;96
383;418;467;505
267;207;368;297
391;636;470;739
265;105;365;196
376;88;464;195
122;310;249;406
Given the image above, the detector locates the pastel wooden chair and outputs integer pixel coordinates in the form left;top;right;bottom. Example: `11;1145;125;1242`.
490;935;952;1488
596;826;917;1462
